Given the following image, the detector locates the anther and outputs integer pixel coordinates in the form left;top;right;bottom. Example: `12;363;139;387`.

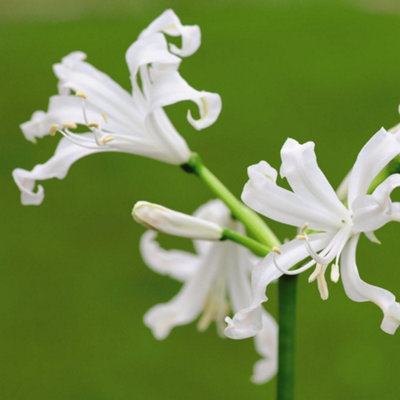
272;246;281;255
101;112;108;123
330;264;340;283
62;122;78;129
49;124;59;136
296;234;306;240
87;122;99;129
75;90;87;99
308;263;322;283
301;222;309;233
99;135;115;145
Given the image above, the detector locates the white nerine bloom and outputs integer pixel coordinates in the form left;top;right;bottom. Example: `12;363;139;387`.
13;9;221;205
226;128;400;339
132;201;223;240
140;200;278;384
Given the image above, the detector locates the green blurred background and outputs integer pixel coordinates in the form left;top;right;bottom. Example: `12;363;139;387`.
2;0;400;398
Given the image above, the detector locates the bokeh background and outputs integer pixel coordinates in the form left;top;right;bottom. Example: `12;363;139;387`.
2;0;400;398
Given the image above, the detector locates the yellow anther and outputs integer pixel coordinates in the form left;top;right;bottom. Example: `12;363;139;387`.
301;222;309;233
49;124;59;136
75;90;87;99
272;246;281;255
296;234;306;240
87;122;99;129
99;135;115;145
62;122;77;129
101;112;108;123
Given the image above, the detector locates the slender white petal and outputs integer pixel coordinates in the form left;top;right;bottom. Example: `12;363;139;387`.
280;138;349;221
348;128;400;205
140;231;198;281
13;135;105;205
150;69;222;130
341;235;400;334
225;234;331;339
138;9;201;57
143;242;223;339
242;161;343;231
132;201;223;240
252;312;278;384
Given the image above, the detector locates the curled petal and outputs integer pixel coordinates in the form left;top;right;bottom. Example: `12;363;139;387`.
225;234;331;339
12;135;105;205
348;128;400;205
242;161;342;231
139;9;201;57
352;174;400;233
140;231;199;282
252;312;278;384
341;235;400;334
150;69;222;130
280;138;349;222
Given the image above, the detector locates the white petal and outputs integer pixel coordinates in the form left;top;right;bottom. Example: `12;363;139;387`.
140;230;198;282
252;311;278;384
280;138;348;221
352;174;400;233
149;69;222;130
143;244;221;339
54;52;141;133
20;95;103;142
341;235;400;334
143;108;191;164
225;234;330;339
132;201;223;240
12;135;105;205
125;32;181;79
138;9;201;57
242;161;343;231
348;128;400;205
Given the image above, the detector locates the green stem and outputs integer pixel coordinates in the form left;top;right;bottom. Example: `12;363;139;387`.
222;228;270;257
277;275;297;400
182;153;280;248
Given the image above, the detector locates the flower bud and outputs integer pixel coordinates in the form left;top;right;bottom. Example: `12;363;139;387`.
132;201;223;240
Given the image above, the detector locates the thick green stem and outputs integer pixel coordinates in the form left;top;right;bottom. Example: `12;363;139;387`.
222;228;270;257
277;275;297;400
182;153;280;248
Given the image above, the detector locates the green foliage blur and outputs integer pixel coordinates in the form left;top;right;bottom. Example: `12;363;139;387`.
2;0;400;398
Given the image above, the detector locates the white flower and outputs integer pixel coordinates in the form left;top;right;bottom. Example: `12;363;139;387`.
140;199;278;384
132;201;223;240
225;128;400;339
13;9;222;205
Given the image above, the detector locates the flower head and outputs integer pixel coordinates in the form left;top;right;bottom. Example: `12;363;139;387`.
13;10;222;205
140;199;278;384
226;128;400;339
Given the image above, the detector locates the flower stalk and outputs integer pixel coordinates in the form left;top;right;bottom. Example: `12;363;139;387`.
182;153;280;248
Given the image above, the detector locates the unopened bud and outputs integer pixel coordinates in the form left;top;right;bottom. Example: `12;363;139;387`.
132;201;223;240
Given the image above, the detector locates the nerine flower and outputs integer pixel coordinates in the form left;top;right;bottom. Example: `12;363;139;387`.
225;128;400;340
13;10;221;205
140;199;278;384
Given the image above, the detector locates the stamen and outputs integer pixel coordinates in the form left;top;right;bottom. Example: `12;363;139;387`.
98;135;115;145
272;246;281;254
308;263;323;283
296;234;306;240
330;264;340;283
62;122;77;130
317;266;329;300
101;112;108;123
301;222;309;233
49;124;59;136
87;122;99;129
75;90;87;99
